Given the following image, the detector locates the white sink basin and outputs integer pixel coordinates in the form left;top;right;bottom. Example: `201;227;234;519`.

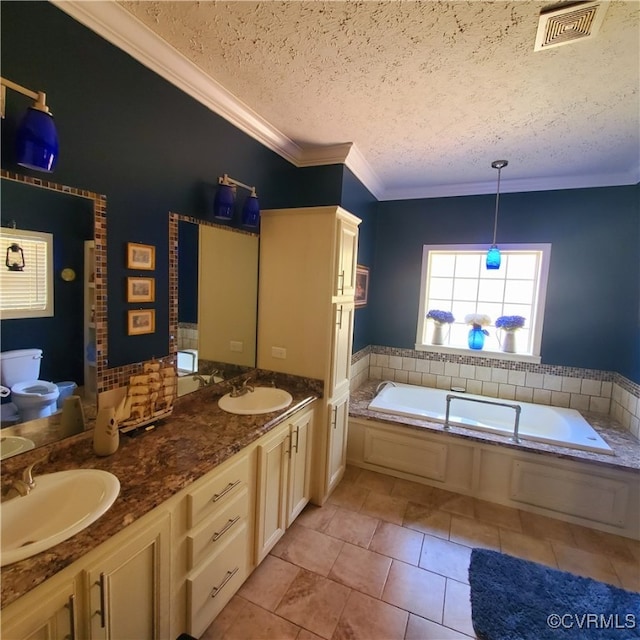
1;469;120;566
218;387;293;415
0;436;35;460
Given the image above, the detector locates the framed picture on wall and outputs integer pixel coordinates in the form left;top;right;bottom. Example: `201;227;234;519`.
127;242;155;270
127;277;155;303
355;265;369;308
128;309;155;335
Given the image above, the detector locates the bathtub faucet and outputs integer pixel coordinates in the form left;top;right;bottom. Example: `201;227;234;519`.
375;380;397;394
444;394;522;444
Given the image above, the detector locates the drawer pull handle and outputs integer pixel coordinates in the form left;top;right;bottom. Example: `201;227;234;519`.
94;572;106;628
293;425;300;453
210;567;239;599
212;516;240;542
336;306;343;329
64;594;77;640
212;480;241;503
337;271;345;294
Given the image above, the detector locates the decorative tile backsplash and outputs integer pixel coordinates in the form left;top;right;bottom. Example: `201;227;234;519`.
350;345;640;441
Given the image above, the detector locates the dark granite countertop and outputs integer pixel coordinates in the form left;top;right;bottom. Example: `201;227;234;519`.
0;371;322;609
350;380;640;474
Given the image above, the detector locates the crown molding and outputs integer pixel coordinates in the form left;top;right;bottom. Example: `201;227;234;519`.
51;0;304;164
49;1;640;203
380;170;640;201
49;1;387;200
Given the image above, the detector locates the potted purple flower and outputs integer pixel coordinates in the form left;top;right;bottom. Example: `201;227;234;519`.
426;309;455;345
495;315;526;353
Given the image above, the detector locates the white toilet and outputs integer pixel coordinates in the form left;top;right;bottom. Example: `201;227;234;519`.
0;349;60;422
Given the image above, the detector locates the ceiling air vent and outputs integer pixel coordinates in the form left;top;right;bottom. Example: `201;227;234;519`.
534;1;608;51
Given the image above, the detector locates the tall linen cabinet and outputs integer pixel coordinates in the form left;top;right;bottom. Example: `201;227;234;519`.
257;206;360;504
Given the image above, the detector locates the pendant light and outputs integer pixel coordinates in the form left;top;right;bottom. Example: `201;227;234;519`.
486;159;508;270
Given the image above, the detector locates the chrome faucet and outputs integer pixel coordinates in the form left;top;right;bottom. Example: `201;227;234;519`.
6;454;48;498
192;370;222;388
230;376;255;398
375;380;397;393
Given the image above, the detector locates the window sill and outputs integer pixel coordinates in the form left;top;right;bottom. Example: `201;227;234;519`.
415;343;542;364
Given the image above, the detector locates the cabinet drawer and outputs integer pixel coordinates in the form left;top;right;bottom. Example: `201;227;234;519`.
187;523;249;638
187;454;249;528
187;487;249;570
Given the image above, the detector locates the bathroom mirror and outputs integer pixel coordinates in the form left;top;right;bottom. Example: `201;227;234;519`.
0;171;106;451
176;218;258;396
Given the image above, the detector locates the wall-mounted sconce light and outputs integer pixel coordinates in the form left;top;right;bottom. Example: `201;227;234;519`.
486;159;508;270
6;243;25;271
213;174;260;227
0;76;58;173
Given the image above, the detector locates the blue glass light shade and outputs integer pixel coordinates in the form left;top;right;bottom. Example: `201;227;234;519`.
486;245;501;270
16;108;58;172
241;193;260;227
213;183;235;220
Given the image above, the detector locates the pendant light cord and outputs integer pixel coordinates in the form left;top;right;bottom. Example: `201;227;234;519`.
490;160;508;245
492;166;502;245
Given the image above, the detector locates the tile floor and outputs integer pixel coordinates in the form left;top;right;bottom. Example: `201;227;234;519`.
202;466;640;640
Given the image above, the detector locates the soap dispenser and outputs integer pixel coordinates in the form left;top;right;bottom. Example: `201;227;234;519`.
93;406;119;456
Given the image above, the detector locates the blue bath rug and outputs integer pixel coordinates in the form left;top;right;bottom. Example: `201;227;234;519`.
469;548;640;639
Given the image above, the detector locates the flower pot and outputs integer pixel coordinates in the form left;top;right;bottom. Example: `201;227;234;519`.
468;326;486;350
432;322;446;345
501;330;517;353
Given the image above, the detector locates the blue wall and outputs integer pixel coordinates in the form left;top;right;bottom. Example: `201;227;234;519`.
373;185;640;382
3;3;638;385
1;2;342;369
340;167;378;352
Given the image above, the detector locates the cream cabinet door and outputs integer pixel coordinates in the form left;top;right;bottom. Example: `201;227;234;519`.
330;302;355;399
334;217;358;299
287;408;314;525
84;511;171;640
327;394;350;494
255;423;290;563
1;578;77;640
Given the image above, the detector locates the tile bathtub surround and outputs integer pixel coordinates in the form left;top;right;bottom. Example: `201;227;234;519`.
201;467;640;640
349;380;640;474
351;345;639;439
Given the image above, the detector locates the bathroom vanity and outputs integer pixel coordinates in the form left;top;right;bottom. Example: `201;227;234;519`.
0;373;320;639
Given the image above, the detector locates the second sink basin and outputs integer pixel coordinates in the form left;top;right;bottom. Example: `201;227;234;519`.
1;469;120;566
218;387;293;415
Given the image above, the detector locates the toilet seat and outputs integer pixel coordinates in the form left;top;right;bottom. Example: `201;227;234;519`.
10;380;60;421
11;380;60;397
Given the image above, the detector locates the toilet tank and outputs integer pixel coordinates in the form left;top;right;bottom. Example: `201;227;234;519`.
0;349;43;388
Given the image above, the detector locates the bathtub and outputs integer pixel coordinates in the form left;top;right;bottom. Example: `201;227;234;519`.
368;382;613;455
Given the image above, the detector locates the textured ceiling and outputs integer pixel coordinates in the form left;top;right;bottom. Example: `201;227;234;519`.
116;0;639;197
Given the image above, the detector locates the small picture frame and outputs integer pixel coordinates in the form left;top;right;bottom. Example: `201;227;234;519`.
127;277;155;303
127;242;155;270
355;265;369;308
127;309;155;335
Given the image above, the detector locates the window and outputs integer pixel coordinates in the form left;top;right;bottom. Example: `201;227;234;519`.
416;244;551;360
0;228;53;319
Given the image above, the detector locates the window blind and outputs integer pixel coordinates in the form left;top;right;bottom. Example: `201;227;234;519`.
0;229;53;319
